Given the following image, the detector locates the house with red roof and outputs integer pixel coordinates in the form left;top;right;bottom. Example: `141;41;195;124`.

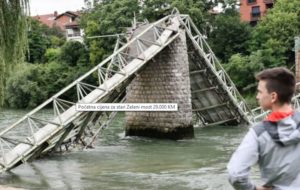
32;11;84;43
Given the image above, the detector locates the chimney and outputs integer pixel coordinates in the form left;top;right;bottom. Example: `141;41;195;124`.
295;36;300;89
54;11;58;17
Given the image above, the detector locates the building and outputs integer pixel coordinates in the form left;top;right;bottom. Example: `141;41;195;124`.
240;0;275;25
32;11;84;43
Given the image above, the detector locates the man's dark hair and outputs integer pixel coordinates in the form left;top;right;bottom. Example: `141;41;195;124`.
255;67;295;104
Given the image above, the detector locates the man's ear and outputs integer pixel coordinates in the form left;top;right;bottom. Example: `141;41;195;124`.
271;92;278;103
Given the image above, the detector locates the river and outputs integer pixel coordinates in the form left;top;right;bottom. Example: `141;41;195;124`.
0;109;261;190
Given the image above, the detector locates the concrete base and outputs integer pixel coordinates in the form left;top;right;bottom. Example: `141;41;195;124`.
125;125;194;140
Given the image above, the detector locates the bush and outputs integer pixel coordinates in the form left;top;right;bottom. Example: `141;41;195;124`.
50;36;65;48
60;41;89;66
5;61;92;108
44;48;61;62
224;53;264;92
5;64;47;108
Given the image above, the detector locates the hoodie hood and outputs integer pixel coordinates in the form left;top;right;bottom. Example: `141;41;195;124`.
264;111;300;146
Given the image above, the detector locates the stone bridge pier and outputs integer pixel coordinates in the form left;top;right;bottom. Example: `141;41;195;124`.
125;30;194;140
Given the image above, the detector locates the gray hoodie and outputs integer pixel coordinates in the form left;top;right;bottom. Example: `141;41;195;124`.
227;111;300;190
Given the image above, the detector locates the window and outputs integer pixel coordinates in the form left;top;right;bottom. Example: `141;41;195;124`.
266;3;274;9
248;0;256;3
251;6;260;17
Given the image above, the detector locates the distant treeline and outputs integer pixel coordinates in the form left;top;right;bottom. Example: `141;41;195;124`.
5;0;300;108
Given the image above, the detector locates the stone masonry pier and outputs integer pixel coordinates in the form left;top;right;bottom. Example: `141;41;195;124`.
125;30;194;140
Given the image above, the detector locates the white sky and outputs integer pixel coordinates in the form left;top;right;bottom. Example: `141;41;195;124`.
29;0;86;15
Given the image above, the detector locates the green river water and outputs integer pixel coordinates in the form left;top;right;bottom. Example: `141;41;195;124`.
0;109;261;190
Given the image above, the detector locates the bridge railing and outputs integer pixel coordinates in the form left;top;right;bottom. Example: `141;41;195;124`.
171;9;254;124
0;15;180;169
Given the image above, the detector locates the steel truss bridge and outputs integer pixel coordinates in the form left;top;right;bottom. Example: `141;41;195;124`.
0;9;297;173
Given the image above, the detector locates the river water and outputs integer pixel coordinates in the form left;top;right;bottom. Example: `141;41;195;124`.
0;109;261;190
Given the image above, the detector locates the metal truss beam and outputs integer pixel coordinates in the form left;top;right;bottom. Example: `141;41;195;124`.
0;15;181;173
171;8;254;125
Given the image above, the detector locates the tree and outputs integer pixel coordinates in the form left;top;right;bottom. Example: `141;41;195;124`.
81;0;140;65
26;18;65;63
249;0;300;68
60;41;89;66
26;19;51;63
44;48;61;62
0;0;29;105
225;53;262;90
142;0;217;36
223;0;300;100
5;63;47;108
209;9;252;63
5;60;91;108
81;0;221;65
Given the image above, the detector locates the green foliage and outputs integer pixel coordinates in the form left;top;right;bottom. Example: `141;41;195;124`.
0;0;29;105
1;2;92;108
4;0;300;109
26;19;65;63
259;39;287;67
27;20;51;63
40;62;90;99
142;0;217;35
179;0;217;26
209;10;252;63
224;53;264;91
140;0;172;21
50;36;65;48
44;48;61;62
5;61;91;108
224;0;300;101
60;41;89;66
5;64;47;108
81;0;220;65
249;0;300;68
81;0;140;64
243;93;258;109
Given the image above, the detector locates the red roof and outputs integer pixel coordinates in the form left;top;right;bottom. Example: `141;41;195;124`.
32;13;56;28
55;11;80;20
32;11;81;31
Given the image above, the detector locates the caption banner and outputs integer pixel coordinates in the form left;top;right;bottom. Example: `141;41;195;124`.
76;103;178;112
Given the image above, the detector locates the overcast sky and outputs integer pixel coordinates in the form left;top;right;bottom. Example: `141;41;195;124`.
30;0;86;15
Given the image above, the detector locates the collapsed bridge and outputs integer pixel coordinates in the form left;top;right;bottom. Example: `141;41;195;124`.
0;9;277;173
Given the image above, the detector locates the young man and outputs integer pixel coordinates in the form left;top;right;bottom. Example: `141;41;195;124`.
227;67;300;190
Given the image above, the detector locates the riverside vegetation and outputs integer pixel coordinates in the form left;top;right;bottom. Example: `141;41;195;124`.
3;0;300;109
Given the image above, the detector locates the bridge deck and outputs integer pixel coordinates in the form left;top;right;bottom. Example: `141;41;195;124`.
0;16;180;172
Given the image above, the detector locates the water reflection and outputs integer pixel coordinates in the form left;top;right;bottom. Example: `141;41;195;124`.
0;156;82;190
